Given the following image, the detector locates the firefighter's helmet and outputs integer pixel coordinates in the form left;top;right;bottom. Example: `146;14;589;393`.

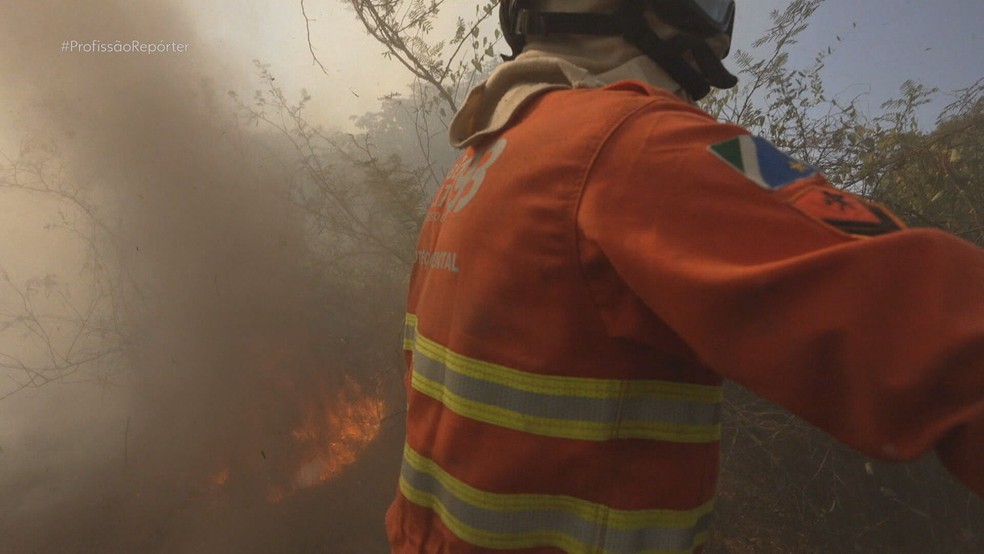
498;0;737;100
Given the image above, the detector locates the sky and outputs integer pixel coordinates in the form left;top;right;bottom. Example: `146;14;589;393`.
175;0;984;130
751;0;983;121
1;0;980;142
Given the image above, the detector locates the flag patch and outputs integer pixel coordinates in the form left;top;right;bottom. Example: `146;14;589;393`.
709;136;817;190
790;186;904;237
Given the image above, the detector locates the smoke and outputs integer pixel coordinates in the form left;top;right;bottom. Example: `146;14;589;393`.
0;2;404;552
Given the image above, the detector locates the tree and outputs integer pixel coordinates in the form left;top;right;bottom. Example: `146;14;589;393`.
861;80;984;246
0;142;128;400
341;0;500;113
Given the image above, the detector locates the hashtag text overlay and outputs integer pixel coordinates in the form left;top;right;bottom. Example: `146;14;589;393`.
61;40;190;54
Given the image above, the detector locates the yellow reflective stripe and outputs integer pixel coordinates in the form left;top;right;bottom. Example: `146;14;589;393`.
399;445;712;554
403;314;418;351
403;445;713;529
412;369;721;442
399;481;711;554
408;315;721;404
400;476;601;553
406;313;721;443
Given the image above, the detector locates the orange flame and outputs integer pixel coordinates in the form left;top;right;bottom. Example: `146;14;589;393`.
209;466;231;487
205;373;385;503
287;376;385;490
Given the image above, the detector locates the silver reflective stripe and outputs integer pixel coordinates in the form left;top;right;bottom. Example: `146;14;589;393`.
414;351;720;432
404;314;722;443
404;314;418;351
400;445;712;554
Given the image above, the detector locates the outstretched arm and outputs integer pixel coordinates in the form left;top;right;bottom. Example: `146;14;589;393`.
578;97;984;496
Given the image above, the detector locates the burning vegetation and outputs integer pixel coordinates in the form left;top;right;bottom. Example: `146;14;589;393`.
205;374;387;505
0;1;407;552
285;377;385;490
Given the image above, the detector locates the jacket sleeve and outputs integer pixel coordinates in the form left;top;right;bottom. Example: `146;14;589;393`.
576;99;984;497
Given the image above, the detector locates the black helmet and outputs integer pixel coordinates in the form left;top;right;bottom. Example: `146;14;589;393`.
651;0;735;42
499;0;738;100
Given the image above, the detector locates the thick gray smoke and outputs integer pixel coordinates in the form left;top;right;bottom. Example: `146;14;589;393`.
0;2;404;552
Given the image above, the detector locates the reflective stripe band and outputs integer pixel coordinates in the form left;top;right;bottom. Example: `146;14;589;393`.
404;314;417;352
400;444;712;554
406;315;720;403
404;314;722;443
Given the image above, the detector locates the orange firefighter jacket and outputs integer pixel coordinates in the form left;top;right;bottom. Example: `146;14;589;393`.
386;80;984;554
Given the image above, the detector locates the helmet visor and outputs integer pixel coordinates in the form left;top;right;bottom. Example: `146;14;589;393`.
691;0;735;31
650;0;735;36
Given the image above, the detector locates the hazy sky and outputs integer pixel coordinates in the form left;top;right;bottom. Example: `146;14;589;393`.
181;0;983;129
1;0;980;140
0;0;980;302
753;0;983;120
1;0;980;270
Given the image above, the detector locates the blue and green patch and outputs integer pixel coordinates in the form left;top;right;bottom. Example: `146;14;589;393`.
709;135;817;190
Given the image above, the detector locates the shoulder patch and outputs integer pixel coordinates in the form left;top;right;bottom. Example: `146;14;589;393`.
789;186;904;237
709;135;817;190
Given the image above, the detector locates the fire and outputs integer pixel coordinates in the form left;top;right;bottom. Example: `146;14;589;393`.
205;372;385;503
209;466;231;487
287;375;385;490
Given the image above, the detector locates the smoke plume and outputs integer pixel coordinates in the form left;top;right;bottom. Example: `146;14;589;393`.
0;2;404;552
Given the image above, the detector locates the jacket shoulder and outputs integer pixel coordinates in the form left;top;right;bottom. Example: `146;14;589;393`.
521;80;716;144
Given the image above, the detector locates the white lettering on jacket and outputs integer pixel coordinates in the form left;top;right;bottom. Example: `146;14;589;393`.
416;250;460;273
430;138;507;219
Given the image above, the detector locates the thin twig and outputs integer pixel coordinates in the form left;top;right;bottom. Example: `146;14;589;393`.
301;0;331;75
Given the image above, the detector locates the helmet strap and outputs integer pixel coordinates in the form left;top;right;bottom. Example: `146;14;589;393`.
624;28;712;100
502;8;625;61
690;39;739;90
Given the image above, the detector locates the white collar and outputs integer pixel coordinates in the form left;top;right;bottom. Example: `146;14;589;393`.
449;49;689;148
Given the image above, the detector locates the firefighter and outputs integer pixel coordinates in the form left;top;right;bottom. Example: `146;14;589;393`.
387;1;984;552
